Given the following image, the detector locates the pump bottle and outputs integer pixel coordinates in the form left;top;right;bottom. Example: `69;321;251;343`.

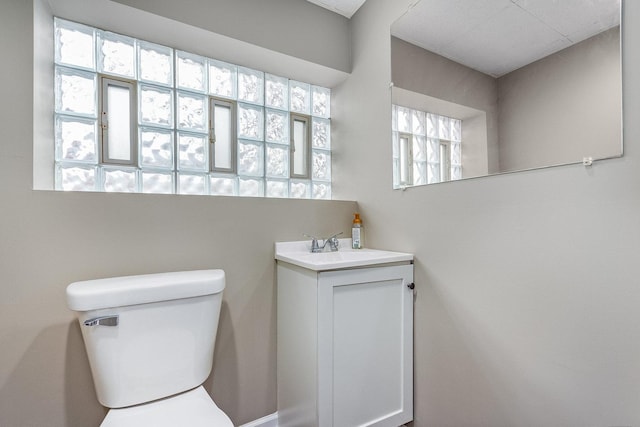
352;213;363;249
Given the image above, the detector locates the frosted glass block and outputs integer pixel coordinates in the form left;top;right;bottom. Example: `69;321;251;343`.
55;67;96;117
55;116;97;163
412;110;426;136
98;31;136;78
142;171;173;194
289;81;310;114
55;19;95;70
177;51;206;92
397;107;412;133
178;132;207;171
238;67;264;105
177;92;207;131
312;150;331;182
312;182;331;200
290;180;310;199
413;162;427;186
238;104;264;141
451;119;462;142
427;138;440;163
56;164;96;191
140;85;173;128
438;116;451;140
266;179;289;198
102;167;137;192
392;132;399;159
265;109;289;144
238;140;264;177
210;176;237;196
209;59;237;99
451;143;462;165
312;118;331;150
426;113;438;138
140;128;173;169
392;105;398;131
239;177;264;197
266;144;289;178
178;173;206;195
265;74;288;110
427;163;440;184
311;86;331;118
413;136;427;162
138;41;173;86
393;158;400;189
452;166;462;181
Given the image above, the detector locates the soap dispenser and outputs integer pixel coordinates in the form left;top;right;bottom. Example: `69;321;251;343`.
352;213;363;249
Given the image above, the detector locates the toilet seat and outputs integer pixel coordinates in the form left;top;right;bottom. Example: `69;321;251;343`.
100;386;234;427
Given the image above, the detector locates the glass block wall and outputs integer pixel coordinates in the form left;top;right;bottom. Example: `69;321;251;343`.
392;104;461;188
53;18;332;199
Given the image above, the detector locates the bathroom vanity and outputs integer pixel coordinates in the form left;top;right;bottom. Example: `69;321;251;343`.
275;240;414;427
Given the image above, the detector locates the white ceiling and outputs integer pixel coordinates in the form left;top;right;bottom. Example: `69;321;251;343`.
305;0;367;18
391;0;621;77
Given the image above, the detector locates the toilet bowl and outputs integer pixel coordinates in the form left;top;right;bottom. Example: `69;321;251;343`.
66;270;233;427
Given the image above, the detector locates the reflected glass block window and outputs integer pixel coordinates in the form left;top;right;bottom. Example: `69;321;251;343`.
54;18;331;199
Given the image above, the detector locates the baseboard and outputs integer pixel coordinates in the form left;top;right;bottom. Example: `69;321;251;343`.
237;412;278;427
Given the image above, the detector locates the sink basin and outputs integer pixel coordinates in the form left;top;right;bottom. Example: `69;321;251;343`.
275;239;413;271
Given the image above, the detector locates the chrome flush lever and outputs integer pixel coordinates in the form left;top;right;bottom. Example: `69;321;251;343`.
84;315;119;327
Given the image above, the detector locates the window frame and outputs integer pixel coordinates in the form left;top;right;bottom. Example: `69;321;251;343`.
290;113;312;179
99;75;138;167
209;97;237;174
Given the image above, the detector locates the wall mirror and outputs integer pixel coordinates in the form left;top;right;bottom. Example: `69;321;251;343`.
390;0;622;188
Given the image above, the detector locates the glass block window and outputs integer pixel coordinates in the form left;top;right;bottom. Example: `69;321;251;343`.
53;18;332;199
392;104;461;188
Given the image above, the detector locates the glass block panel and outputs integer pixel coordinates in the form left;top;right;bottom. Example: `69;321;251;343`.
392;105;398;131
427;163;440;184
312;150;331;182
266;143;289;178
452;166;462;181
238;140;264;177
426;113;438;138
102;167;137;192
265;74;288;110
413;136;427;162
413;161;427;186
138;41;173;86
290;180;310;199
55;116;97;163
239;177;264;197
177;92;207;131
412;110;426;136
311;86;331;118
178;132;207;171
178;173;206;195
176;51;206;93
98;31;136;78
140;127;173;169
210;176;237;196
55;18;95;70
265;109;289;144
55;67;96;117
393;158;400;189
139;84;173;128
438;116;451;140
312;182;331;200
312;118;331;150
266;179;289;198
451;142;462;165
427;138;440;163
397;107;412;133
237;67;264;105
56;164;96;191
141;171;173;194
209;59;237;99
451;119;462;142
238;103;264;141
290;81;311;114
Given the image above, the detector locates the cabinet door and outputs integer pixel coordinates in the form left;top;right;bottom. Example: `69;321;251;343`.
318;265;413;427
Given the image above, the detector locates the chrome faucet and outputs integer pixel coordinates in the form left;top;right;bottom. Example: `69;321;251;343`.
304;232;343;253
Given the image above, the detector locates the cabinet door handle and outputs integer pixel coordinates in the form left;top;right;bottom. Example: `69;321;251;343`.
407;282;415;290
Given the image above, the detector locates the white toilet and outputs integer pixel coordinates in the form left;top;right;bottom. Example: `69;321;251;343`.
66;269;234;427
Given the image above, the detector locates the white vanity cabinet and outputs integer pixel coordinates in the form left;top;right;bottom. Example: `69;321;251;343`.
276;241;414;427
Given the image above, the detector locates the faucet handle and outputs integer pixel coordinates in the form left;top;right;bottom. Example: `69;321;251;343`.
303;233;322;253
327;232;343;252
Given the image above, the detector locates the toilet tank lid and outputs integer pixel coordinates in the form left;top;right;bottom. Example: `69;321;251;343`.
66;269;225;311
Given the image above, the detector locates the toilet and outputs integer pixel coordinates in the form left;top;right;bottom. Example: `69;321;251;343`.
66;269;233;427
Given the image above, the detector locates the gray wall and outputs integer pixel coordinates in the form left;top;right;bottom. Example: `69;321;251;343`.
335;0;640;425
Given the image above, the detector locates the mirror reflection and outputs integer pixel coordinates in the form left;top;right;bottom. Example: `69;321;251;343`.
390;0;622;188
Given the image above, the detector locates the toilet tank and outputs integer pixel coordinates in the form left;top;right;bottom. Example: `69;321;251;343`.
66;270;225;409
